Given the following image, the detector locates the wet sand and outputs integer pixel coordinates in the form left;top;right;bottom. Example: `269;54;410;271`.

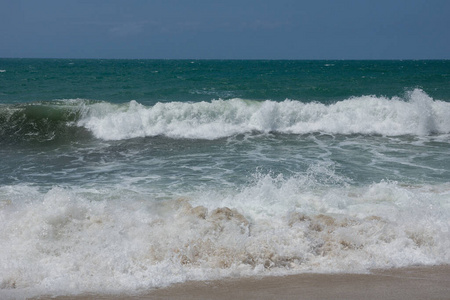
38;265;450;300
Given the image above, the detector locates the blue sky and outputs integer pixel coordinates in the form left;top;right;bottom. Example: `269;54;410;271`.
1;0;449;59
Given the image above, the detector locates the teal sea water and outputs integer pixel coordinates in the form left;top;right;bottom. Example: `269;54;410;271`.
1;59;450;298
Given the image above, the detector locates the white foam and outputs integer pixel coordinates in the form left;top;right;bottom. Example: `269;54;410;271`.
1;174;449;298
77;89;450;140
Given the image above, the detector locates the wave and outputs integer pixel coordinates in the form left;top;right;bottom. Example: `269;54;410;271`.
79;89;450;140
1;89;449;143
0;99;90;145
1;176;449;297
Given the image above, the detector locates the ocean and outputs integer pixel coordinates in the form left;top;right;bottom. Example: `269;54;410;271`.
1;59;449;298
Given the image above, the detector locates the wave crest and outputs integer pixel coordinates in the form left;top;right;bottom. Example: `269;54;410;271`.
1;89;448;143
78;89;450;140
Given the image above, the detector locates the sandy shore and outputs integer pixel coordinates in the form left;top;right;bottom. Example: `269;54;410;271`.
36;265;450;300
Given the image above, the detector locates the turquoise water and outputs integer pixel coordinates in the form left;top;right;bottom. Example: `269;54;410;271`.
1;59;450;298
2;59;449;104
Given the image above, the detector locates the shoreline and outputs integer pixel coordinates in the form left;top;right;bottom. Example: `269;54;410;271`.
36;265;450;300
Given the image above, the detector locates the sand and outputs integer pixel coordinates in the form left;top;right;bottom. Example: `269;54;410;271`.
36;265;450;300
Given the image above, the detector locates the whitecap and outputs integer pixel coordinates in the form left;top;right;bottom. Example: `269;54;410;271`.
77;89;450;141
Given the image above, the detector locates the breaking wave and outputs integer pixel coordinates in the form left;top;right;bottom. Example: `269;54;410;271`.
1;89;449;144
1;175;449;297
78;89;450;140
0;99;88;144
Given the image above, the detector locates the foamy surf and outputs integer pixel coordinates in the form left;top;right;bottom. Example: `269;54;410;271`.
1;175;449;298
77;89;450;140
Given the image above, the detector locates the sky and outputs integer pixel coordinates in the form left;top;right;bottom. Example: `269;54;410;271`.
0;0;449;59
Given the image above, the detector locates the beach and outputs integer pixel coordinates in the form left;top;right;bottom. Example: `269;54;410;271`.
1;59;449;299
38;265;450;300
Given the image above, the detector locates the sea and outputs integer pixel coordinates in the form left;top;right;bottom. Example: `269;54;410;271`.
1;59;449;298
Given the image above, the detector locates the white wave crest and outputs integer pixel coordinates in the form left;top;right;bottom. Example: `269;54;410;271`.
77;89;450;140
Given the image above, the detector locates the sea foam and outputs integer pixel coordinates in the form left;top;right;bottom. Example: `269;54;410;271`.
1;173;449;298
77;89;450;140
